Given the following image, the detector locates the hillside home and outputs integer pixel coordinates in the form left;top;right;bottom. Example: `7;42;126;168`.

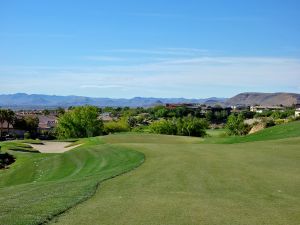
165;103;200;109
231;105;249;112
250;105;284;113
201;106;232;115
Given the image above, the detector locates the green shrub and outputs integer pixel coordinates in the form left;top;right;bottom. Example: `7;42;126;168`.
275;119;286;125
225;114;250;136
24;132;31;139
103;119;129;134
264;118;275;128
149;117;207;137
149;119;177;135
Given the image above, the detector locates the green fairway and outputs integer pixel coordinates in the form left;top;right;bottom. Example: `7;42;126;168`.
51;125;300;225
1;121;300;225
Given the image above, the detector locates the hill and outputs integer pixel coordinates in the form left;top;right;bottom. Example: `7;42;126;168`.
226;92;300;106
206;121;300;144
0;93;227;109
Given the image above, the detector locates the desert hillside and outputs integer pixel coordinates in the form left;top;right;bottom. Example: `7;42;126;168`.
226;92;300;106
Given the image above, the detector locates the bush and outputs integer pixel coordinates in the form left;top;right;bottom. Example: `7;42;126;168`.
103;120;129;134
0;152;15;169
149;117;207;137
225;114;250;136
149;119;177;135
177;117;208;137
24;132;31;139
265;118;276;128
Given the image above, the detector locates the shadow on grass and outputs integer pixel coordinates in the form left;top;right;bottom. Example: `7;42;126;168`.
8;147;40;153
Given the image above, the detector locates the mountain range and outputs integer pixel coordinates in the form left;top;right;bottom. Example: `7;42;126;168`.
0;92;299;109
0;93;226;109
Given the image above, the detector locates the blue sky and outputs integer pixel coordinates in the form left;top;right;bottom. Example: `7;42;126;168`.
1;0;300;98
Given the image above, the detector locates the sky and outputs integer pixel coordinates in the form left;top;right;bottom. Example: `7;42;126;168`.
0;0;300;98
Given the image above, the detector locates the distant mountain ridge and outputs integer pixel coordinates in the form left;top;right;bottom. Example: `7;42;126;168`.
226;92;300;107
0;93;227;109
1;92;299;109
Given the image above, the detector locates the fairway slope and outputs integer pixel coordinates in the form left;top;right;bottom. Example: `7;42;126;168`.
50;133;300;225
207;121;300;144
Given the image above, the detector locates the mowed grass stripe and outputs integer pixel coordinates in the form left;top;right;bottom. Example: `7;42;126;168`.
0;140;145;225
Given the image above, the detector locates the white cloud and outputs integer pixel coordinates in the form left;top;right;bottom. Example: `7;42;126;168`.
0;56;299;97
104;48;211;56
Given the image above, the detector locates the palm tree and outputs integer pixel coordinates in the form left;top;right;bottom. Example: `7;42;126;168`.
0;109;6;137
5;110;15;135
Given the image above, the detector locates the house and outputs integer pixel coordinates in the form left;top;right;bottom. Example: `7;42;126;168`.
0;121;26;138
198;106;232;117
165;103;199;109
231;104;249;111
99;112;114;122
37;115;58;132
250;105;284;113
295;108;300;117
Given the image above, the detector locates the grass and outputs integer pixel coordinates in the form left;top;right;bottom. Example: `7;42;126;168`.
0;138;144;225
206;128;227;137
1;121;300;225
51;125;300;225
1;142;40;153
205;120;300;143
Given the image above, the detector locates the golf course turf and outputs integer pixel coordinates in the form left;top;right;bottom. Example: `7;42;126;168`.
1;121;300;225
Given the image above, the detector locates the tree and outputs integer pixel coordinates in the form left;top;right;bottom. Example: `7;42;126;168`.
0;109;15;137
13;115;39;138
56;107;65;116
205;111;214;123
24;116;39;134
127;116;138;129
42;109;50;116
225;114;250;136
56;106;103;139
5;110;15;135
154;108;169;119
0;109;6;137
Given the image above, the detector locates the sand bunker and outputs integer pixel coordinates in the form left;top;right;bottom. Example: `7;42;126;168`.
29;142;82;153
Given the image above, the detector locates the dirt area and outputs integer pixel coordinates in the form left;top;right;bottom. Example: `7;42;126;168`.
249;123;265;134
29;142;82;153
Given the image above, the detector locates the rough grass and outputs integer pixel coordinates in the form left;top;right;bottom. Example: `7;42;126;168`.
0;138;144;225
